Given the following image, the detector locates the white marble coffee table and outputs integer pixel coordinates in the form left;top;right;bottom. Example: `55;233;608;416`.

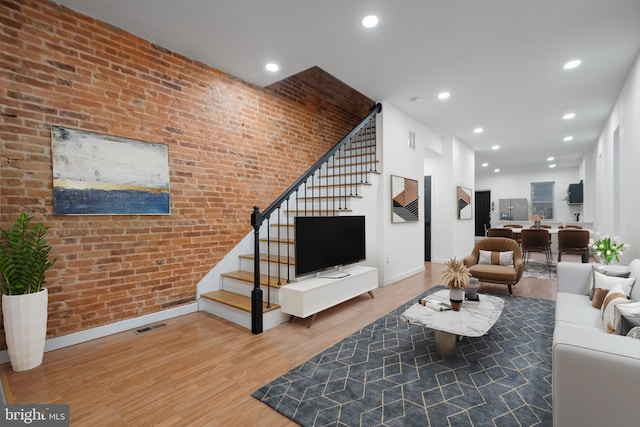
400;289;505;359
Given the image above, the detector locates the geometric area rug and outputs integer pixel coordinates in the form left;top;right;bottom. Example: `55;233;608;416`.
252;286;555;426
522;259;557;280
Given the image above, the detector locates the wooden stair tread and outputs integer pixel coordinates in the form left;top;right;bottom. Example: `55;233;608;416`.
259;237;294;244
239;253;295;264
330;158;379;165
341;145;376;150
285;209;352;215
318;171;380;178
221;270;294;287
296;195;363;200
201;290;280;313
306;182;372;189
268;223;294;227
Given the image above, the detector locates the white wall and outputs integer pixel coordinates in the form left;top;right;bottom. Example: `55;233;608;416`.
424;136;476;262
476;167;582;225
589;51;640;261
452;138;476;257
379;101;442;285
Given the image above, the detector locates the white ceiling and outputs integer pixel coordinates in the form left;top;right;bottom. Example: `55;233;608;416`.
56;0;640;175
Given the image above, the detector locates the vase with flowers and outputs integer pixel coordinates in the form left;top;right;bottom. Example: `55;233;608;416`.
529;213;544;229
442;257;471;311
589;233;629;265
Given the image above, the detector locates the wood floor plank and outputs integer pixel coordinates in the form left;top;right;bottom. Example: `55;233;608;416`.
1;261;556;426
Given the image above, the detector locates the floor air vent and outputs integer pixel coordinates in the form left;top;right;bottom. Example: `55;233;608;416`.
134;322;167;335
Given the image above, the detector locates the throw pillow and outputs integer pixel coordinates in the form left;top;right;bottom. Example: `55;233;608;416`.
627;326;640;339
614;301;640;335
478;250;491;265
593;271;636;299
478;250;513;266
589;265;632;300
478;249;513;265
629;259;640;301
601;284;629;334
592;288;609;309
499;251;513;266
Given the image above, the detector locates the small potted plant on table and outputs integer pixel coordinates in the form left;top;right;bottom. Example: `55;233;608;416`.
442;257;471;311
0;213;57;371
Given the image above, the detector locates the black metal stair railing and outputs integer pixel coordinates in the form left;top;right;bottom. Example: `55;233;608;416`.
249;103;381;334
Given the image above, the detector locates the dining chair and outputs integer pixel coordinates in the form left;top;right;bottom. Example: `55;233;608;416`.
520;228;552;277
502;224;523;244
487;228;514;239
557;229;590;263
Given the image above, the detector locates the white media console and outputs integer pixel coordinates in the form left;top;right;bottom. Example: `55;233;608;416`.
280;265;378;325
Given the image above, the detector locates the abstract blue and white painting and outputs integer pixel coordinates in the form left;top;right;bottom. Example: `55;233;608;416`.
52;126;170;215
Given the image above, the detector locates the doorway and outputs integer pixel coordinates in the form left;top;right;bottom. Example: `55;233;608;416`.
475;190;491;237
424;176;432;261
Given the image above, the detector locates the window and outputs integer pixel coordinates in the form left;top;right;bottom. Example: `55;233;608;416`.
531;182;554;219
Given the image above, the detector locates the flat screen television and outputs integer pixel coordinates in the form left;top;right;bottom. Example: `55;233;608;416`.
294;216;366;277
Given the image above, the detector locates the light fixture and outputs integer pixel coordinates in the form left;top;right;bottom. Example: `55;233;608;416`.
482;163;488;167
362;15;379;28
494;168;500;173
549;164;557;168
563;59;582;70
437;91;450;100
547;157;555;161
491;145;500;150
265;63;279;72
563;112;576;120
563;136;574;142
473;127;483;134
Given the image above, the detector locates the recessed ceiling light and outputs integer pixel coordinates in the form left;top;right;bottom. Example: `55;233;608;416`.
547;157;555;161
563;112;576;120
482;163;488;167
492;145;500;150
549;164;557;168
563;136;574;142
437;91;450;100
474;127;483;134
265;63;279;72
494;168;500;173
362;15;379;28
563;59;582;70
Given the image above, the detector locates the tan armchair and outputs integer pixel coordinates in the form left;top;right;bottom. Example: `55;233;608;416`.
464;237;524;295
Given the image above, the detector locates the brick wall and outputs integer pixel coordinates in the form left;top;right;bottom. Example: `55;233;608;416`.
0;0;373;347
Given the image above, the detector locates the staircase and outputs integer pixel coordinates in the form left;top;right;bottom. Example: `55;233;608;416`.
200;104;382;332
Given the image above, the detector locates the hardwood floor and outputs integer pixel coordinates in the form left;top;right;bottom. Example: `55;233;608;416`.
1;262;556;426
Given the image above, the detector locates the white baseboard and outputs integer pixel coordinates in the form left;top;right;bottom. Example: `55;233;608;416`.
381;265;425;286
0;303;198;365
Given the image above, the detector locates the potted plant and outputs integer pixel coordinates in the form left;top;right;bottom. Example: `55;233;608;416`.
442;257;470;311
589;233;630;265
0;213;56;371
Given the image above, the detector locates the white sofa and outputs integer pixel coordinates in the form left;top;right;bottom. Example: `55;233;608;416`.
553;260;640;427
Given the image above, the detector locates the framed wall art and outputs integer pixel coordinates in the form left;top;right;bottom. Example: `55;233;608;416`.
391;175;419;223
52;126;170;215
457;186;472;220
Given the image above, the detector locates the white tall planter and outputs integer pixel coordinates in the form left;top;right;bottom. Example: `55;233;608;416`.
2;288;48;371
